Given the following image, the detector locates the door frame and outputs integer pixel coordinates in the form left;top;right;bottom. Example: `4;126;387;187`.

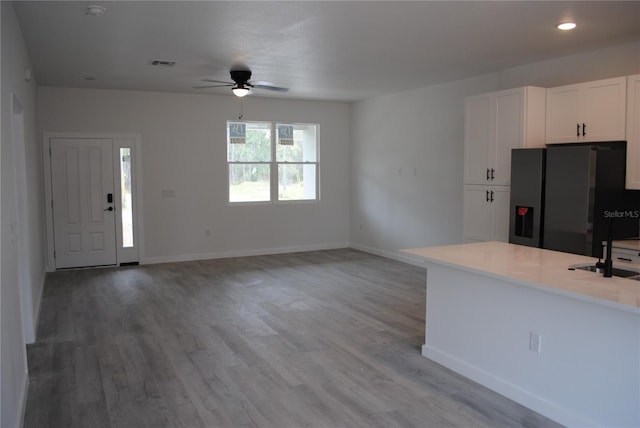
43;132;144;271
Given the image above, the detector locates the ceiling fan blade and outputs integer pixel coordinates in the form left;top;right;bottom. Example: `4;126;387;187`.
193;84;230;89
252;82;289;92
201;79;234;85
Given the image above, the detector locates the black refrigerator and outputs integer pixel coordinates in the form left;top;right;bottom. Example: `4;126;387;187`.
509;142;639;258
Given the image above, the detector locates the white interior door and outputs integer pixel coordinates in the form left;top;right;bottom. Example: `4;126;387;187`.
51;138;117;268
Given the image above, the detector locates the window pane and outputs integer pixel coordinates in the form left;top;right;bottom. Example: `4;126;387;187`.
227;122;271;162
278;164;316;201
276;124;317;162
229;164;271;202
119;148;134;247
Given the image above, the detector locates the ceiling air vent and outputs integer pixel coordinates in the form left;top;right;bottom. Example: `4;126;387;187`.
150;60;176;67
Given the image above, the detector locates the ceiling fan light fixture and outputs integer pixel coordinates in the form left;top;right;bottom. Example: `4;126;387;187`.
557;22;577;30
232;85;250;97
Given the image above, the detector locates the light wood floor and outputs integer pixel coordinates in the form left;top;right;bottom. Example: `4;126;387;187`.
24;249;562;428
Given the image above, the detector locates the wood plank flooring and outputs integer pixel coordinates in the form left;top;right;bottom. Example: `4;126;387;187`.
24;249;563;428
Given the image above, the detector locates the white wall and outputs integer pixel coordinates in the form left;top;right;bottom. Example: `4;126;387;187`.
350;41;640;262
499;41;640;89
1;2;46;427
37;88;351;264
349;74;498;261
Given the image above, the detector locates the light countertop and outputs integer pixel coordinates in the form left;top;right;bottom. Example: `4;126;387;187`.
402;242;640;313
610;239;640;252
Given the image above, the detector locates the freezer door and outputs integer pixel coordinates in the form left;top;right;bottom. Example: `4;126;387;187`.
509;149;545;247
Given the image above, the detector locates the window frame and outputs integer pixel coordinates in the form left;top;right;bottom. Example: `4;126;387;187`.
226;121;319;205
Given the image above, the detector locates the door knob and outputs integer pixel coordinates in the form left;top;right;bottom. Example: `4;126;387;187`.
104;206;114;212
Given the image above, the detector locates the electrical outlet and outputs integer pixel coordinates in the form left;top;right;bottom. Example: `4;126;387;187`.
529;332;542;353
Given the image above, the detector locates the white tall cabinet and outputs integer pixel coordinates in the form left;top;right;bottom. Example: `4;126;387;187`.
626;74;640;190
463;86;546;243
546;76;627;144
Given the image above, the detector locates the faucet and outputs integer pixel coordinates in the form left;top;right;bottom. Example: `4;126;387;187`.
594;220;614;277
603;221;613;278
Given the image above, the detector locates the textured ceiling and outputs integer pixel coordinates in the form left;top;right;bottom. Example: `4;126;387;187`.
13;1;640;101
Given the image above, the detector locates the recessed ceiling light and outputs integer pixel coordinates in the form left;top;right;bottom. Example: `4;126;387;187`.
86;5;106;16
557;22;577;31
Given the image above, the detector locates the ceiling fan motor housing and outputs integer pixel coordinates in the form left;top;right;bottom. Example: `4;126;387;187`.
230;70;252;85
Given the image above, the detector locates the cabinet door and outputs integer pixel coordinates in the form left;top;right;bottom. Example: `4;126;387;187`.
490;187;511;243
546;77;627;144
627;74;640;190
463;186;511;242
464;96;492;184
546;85;581;144
494;90;524;185
581;77;626;142
463;186;493;242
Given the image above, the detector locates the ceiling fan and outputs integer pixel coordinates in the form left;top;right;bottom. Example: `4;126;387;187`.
194;69;289;97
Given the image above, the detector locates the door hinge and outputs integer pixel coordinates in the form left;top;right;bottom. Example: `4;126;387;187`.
49;146;52;156
53;250;56;259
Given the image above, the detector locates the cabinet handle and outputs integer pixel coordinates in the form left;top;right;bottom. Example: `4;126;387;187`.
490;190;494;202
616;257;633;263
486;168;490;180
486;190;490;202
582;123;586;136
490;168;495;180
577;123;580;137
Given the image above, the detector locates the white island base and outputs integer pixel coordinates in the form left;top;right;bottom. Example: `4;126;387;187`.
404;242;639;428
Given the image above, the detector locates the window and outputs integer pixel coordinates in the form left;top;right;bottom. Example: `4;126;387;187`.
276;123;318;201
119;148;134;247
227;121;319;203
227;122;272;202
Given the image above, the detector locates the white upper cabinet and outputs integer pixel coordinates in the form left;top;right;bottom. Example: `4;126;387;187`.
626;74;640;190
464;86;546;186
465;95;492;184
546;77;627;144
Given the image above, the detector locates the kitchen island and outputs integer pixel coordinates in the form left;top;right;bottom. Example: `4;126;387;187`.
403;242;639;428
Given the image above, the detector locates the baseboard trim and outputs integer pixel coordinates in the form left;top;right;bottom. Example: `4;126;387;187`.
140;242;351;265
348;243;426;267
421;344;597;428
27;270;46;344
